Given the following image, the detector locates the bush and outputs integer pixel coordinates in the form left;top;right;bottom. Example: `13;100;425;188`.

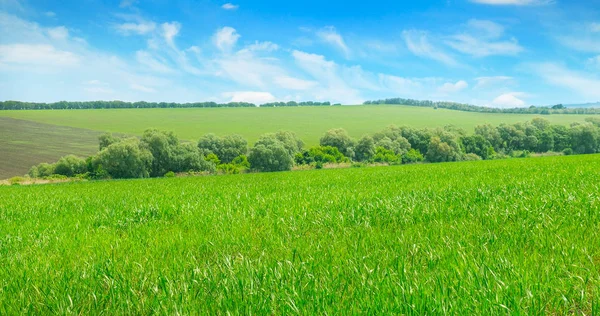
320;128;355;158
248;137;294;172
9;176;25;185
36;163;56;178
372;147;400;164
563;148;573;156
164;171;175;178
402;149;424;164
54;155;87;177
92;138;153;179
463;153;482;161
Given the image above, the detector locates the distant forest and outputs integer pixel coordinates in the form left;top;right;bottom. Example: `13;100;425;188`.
364;98;600;115
0;100;336;110
1;98;600;114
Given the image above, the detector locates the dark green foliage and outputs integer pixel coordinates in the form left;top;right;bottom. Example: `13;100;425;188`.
197;134;248;164
142;129;179;177
92;138;153;179
462;134;492;160
426;137;462;163
248;140;294;172
372;147;400;164
354;135;376;162
98;133;120;151
172;143;216;173
53;155;87;177
319;128;355;158
570;123;599;154
402;149;424;164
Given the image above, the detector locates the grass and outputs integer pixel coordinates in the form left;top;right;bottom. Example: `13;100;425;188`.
0;105;595;145
1;155;599;314
0;117;101;179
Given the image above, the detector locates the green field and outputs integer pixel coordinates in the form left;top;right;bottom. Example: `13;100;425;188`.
0;117;101;179
1;105;594;144
0;105;597;179
1;155;599;313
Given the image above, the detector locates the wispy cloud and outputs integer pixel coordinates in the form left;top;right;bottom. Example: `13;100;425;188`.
214;26;240;52
221;3;239;10
115;21;156;35
530;63;600;99
316;26;350;58
438;80;469;94
445;19;523;57
402;30;459;66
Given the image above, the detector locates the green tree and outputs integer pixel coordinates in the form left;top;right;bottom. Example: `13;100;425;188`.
402;149;424;164
54;155;87;177
248;140;293;172
426;137;462;163
92;138;153;178
197;133;248;163
319;128;355;158
171;143;216;173
354;135;375;162
141;129;179;177
98;132;120;150
570;123;599;154
461;135;492;159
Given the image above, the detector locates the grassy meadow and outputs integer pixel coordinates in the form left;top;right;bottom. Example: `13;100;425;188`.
1;105;597;179
0;105;594;145
1;155;599;314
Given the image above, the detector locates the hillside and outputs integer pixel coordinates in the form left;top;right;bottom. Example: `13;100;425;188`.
1;105;597;179
1;155;599;313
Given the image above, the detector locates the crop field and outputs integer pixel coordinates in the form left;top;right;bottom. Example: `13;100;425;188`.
0;117;101;179
1;155;599;314
1;105;596;179
0;105;594;145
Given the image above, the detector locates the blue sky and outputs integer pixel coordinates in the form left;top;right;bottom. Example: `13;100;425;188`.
0;0;599;106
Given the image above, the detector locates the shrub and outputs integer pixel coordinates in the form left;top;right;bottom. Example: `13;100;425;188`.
372;147;400;164
402;149;424;164
92;138;153;179
563;148;573;156
248;138;294;172
54;155;87;177
164;171;175;178
9;176;25;185
463;153;482;161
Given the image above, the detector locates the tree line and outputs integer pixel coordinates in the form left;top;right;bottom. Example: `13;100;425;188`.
0;100;336;110
364;98;600;115
27;117;600;180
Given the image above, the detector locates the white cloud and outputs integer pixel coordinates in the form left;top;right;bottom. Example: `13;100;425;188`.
135;50;174;73
226;91;275;104
402;30;458;66
131;83;156;93
274;76;318;90
474;76;513;88
438;80;469;94
317;26;350;58
47;26;69;40
120;0;138;8
592;23;600;33
221;3;239;10
44;11;56;17
531;63;600;99
115;21;156;35
214;26;240;52
0;44;80;67
492;92;527;108
243;41;279;52
162;22;181;48
470;0;552;5
292;50;363;104
84;86;114;94
445;20;523;57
